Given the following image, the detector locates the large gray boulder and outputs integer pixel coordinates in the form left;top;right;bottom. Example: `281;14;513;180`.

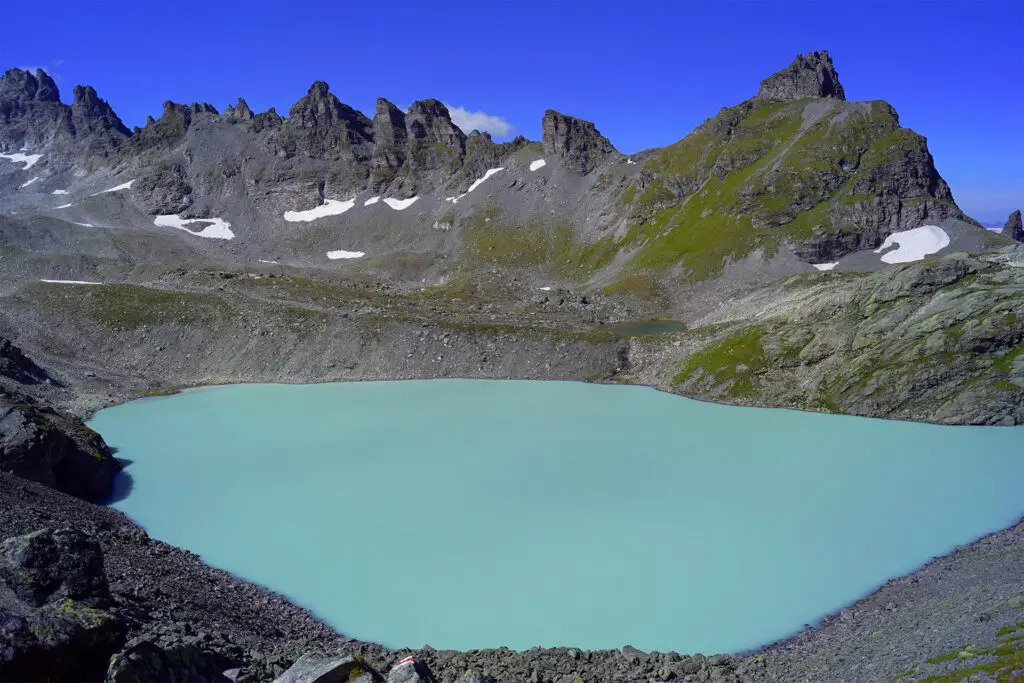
0;528;126;682
274;652;380;683
757;50;846;101
105;629;244;683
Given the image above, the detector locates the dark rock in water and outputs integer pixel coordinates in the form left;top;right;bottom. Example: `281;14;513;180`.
757;50;846;101
0;528;126;682
274;652;381;683
105;628;244;683
0;337;52;385
0;389;121;502
542;109;616;174
1002;209;1023;242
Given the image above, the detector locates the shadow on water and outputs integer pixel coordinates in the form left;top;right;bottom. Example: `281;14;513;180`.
104;459;134;504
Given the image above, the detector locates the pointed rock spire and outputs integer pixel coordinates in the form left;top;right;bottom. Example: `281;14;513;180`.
370;97;408;190
1003;209;1023;242
278;80;373;161
71;85;130;138
757;50;846;102
404;99;466;173
223;97;254;122
33;69;59;102
541;109;616;174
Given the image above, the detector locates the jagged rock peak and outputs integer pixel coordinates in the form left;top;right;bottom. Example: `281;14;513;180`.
189;102;218;115
405;99;465;145
251;106;283;133
374;97;407;143
541;109;616;174
1003;209;1023;242
0;67;60;103
288;80;370;129
223;97;254;122
71;85;131;137
757;50;846;102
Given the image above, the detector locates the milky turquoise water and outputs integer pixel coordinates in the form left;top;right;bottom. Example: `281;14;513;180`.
90;380;1024;654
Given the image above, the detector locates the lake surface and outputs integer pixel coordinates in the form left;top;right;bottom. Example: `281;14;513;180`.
90;380;1024;653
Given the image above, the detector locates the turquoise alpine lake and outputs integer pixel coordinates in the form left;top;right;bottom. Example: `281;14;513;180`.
90;379;1024;653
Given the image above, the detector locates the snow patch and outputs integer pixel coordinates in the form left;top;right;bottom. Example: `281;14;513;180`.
627;158;636;165
327;250;365;260
383;196;419;211
154;214;235;240
529;159;546;172
40;279;101;285
0;152;43;169
364;196;380;206
51;189;68;195
540;286;552;291
874;225;950;264
447;168;505;204
811;262;838;271
258;259;279;265
19;177;39;188
54;203;72;209
283;198;356;222
73;222;95;228
91;180;134;195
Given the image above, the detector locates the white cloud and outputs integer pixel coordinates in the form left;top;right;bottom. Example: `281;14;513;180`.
444;103;513;137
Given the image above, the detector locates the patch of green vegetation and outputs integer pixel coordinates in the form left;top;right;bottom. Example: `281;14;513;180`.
913;627;1024;682
993;341;1024;374
602;273;662;299
996;622;1024;638
994;379;1021;392
25;283;232;329
673;325;768;398
619;183;637;206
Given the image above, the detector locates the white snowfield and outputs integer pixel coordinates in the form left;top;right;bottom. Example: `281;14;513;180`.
0;152;43;169
154;214;235;240
258;259;279;265
627;158;636;165
19;177;39;188
529;159;546;172
91;179;134;196
540;286;552;291
874;225;950;264
446;167;504;204
51;189;69;195
812;262;839;271
73;222;95;228
383;196;419;210
283;198;356;222
364;196;380;206
40;279;101;285
54;203;73;209
326;250;365;259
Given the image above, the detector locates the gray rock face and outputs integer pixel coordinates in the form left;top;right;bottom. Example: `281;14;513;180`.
370;98;409;192
541;109;616;173
132;101;194;152
224;98;255;123
404;99;467;179
757;50;846;102
387;658;436;683
133;159;193;214
0;386;120;503
274;652;380;683
105;629;243;683
274;81;374;163
0;68;72;150
0;528;126;682
1002;209;1023;242
71;85;131;139
0;337;51;385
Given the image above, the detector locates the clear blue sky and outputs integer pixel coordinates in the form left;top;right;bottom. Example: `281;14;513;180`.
3;0;1021;222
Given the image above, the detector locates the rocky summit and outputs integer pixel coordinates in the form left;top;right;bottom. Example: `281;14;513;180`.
0;50;1023;682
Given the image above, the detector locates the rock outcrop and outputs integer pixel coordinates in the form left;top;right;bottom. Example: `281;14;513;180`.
0;528;126;682
1002;209;1023;242
541;109;616;174
370;97;409;193
0;337;51;385
757;50;846;102
274;652;380;683
223;97;255;123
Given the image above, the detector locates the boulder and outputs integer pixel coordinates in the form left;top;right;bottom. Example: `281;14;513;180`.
0;528;126;682
0;390;121;502
274;652;380;683
388;657;436;683
105;630;244;683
